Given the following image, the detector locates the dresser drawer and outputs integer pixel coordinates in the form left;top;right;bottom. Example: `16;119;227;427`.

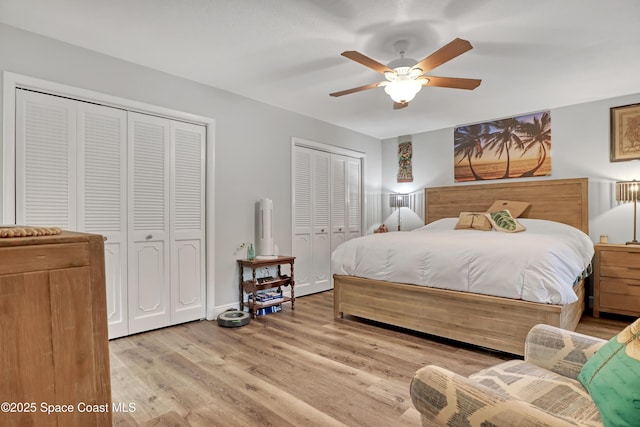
599;278;640;315
600;292;640;315
0;242;90;275
599;250;640;279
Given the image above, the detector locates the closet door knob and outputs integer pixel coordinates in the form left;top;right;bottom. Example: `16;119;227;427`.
146;234;153;240
103;236;108;241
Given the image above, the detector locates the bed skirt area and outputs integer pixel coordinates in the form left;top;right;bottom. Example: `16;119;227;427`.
333;275;585;356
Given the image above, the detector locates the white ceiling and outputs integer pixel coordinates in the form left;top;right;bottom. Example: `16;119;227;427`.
2;0;640;139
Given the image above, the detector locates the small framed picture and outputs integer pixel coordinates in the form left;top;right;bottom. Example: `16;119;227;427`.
611;102;640;162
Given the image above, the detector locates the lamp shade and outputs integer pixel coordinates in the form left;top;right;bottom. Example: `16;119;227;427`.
389;193;409;208
616;180;639;202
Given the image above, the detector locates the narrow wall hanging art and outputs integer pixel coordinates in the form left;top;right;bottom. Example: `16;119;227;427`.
454;111;551;182
397;136;413;183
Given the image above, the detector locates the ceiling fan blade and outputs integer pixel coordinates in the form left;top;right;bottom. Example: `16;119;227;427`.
330;81;385;97
420;76;481;90
341;51;395;74
411;38;473;74
393;101;408;110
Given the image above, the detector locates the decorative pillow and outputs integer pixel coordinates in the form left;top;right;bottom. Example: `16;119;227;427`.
454;212;493;231
578;318;640;427
485;210;525;233
487;200;530;218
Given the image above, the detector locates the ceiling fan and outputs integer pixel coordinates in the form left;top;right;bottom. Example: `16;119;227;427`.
330;38;481;109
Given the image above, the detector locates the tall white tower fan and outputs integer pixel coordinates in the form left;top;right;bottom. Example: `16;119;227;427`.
256;198;276;259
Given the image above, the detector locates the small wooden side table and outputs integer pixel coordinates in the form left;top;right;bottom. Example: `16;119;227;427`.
238;256;295;318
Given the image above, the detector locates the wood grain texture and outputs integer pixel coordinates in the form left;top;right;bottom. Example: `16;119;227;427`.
109;291;628;426
594;243;640;317
0;243;90;275
425;177;589;234
334;275;585;356
333;177;590;356
0;232;111;427
0;272;56;426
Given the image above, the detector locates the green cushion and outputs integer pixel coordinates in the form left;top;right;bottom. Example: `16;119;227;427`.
485;210;525;233
578;318;640;427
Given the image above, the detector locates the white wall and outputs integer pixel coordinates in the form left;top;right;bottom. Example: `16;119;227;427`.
0;23;382;312
382;94;640;245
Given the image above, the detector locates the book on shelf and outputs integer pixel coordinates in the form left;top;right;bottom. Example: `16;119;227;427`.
248;289;284;306
255;304;282;316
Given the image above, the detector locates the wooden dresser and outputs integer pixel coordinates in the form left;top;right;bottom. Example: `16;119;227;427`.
0;231;112;427
593;243;640;317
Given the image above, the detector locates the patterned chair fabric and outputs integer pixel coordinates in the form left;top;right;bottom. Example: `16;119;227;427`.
410;324;608;427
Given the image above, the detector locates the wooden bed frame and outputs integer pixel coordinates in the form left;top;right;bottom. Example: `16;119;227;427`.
334;178;589;356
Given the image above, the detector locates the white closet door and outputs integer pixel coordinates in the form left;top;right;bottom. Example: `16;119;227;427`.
293;147;332;296
347;157;362;240
15;89;208;338
309;150;331;294
15;90;77;228
127;112;171;334
293;146;313;292
77;102;128;339
330;155;347;253
293;146;363;296
170;121;206;324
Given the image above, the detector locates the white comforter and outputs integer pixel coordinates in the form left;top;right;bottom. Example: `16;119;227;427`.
331;218;594;305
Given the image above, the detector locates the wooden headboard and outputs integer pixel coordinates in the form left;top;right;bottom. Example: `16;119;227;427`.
425;178;589;234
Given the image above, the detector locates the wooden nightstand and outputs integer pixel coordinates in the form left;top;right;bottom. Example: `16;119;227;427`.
593;243;640;317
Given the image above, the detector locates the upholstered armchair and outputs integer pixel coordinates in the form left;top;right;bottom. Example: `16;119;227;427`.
410;324;608;426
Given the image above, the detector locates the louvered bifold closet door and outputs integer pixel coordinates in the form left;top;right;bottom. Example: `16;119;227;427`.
347;157;362;240
330;155;347;253
311;150;331;294
293;146;334;296
15;90;77;228
293;147;313;294
170;121;206;324
77;102;128;339
293;145;363;296
127;112;171;334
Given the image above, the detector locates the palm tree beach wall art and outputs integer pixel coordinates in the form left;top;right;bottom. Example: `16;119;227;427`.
454;111;551;182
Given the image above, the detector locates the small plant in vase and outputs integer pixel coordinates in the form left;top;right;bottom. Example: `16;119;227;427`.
234;242;255;260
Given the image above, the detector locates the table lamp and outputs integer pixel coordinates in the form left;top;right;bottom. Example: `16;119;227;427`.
616;180;640;245
389;193;409;231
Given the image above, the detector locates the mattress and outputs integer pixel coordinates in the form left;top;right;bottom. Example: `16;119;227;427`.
331;218;594;305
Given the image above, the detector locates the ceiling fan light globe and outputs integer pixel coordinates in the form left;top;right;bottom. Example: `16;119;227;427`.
384;78;422;103
384;71;397;82
409;68;423;79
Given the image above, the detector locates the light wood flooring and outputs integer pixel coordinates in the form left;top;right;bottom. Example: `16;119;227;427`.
109;291;629;427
